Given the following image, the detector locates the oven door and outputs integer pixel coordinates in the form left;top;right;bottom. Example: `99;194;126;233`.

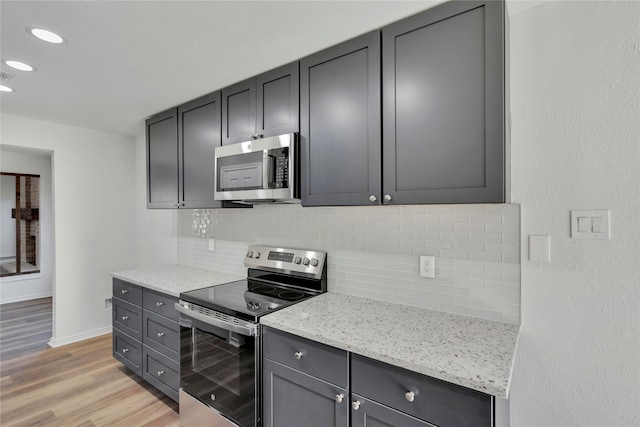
177;305;259;427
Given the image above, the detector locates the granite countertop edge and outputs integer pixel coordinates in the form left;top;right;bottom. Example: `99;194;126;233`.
110;265;244;298
261;292;520;399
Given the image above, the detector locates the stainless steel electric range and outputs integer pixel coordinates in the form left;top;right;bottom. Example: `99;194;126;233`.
175;245;327;427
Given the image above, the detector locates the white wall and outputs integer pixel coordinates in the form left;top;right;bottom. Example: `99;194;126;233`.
0;114;137;346
509;1;640;426
0;147;54;303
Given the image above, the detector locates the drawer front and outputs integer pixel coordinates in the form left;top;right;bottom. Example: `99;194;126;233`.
143;346;179;402
142;288;178;321
262;326;348;388
113;278;142;306
113;298;142;341
142;309;179;360
351;354;493;427
112;329;142;376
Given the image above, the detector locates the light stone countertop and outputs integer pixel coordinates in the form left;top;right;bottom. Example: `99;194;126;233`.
110;265;244;298
260;292;520;398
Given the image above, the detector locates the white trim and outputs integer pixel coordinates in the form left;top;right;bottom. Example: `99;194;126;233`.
0;290;51;305
47;326;111;348
0;272;44;283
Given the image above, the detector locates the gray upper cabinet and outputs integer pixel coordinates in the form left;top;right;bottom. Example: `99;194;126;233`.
146;108;179;208
222;62;299;146
178;92;224;208
147;92;241;209
382;0;505;204
300;31;381;206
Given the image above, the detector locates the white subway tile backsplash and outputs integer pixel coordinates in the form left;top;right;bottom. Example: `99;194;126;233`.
177;203;521;323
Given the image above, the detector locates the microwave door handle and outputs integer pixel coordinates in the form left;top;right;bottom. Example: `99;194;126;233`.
262;149;270;189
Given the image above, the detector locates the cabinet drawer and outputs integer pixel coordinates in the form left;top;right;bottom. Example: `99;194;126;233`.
351;354;493;427
112;329;142;376
262;326;348;388
142;309;179;360
142;288;178;321
113;278;142;305
143;346;179;402
113;298;142;341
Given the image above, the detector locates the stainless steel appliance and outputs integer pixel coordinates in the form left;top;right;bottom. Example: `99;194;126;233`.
176;245;327;427
213;134;299;204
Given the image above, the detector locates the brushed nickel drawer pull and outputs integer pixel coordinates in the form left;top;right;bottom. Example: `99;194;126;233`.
121;315;129;321
157;332;165;338
156;301;165;307
121;289;129;294
335;394;344;404
122;348;129;353
352;401;361;411
157;370;165;376
294;351;303;360
405;391;415;402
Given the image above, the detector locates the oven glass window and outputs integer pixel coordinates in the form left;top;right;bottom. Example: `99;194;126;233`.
181;320;257;427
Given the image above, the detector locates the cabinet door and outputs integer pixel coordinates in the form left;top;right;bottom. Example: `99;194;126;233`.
262;358;348;427
222;78;256;145
256;62;299;138
351;394;436;427
146;108;178;208
382;0;505;204
178;92;223;208
300;31;381;206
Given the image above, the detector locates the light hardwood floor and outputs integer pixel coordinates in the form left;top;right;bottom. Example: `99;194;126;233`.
0;298;180;426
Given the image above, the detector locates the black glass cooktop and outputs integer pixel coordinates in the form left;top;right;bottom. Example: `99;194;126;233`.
180;279;317;322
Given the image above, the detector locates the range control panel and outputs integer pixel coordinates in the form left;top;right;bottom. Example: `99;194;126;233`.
244;245;326;279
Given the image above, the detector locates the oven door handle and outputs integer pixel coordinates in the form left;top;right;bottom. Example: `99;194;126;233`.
174;303;257;337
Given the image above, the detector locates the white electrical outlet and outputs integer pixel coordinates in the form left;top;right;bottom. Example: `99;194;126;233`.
104;297;112;309
419;255;435;278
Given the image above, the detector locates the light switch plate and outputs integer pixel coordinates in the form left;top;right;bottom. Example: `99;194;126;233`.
570;210;610;239
529;235;551;262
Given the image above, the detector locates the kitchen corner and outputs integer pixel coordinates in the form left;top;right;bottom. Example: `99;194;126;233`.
261;292;520;399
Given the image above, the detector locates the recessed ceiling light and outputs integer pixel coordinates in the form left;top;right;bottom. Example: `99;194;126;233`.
0;85;14;93
26;26;66;44
4;60;36;72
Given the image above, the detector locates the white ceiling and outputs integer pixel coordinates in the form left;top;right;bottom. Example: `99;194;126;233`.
0;0;548;137
0;0;446;137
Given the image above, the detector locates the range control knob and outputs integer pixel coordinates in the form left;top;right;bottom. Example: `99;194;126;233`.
294;256;302;264
247;251;254;258
302;257;310;266
254;252;261;259
310;258;319;267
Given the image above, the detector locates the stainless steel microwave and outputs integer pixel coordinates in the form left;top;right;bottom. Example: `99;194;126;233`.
214;133;299;204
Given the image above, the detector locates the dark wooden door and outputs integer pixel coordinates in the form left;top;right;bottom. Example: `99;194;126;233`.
300;31;381;206
382;0;505;204
262;358;348;427
256;61;299;138
222;78;256;145
146;108;178;208
178;92;223;208
351;395;437;427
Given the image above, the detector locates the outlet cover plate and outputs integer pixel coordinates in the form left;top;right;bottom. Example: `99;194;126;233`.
420;255;435;278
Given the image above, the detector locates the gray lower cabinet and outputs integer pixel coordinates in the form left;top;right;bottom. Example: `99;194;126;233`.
262;326;349;427
112;279;180;402
262;327;494;427
382;0;506;204
351;354;493;427
351;395;436;427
